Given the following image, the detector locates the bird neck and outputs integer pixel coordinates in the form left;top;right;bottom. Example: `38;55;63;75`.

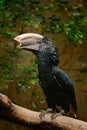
37;56;53;84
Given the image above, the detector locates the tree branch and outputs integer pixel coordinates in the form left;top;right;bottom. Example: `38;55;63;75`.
0;93;87;130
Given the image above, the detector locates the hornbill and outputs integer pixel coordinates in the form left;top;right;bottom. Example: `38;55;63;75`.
14;33;77;119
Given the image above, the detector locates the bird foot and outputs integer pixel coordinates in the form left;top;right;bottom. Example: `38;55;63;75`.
39;108;53;119
51;109;65;120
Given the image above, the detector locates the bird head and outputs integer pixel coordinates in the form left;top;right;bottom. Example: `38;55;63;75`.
14;33;59;65
14;33;44;53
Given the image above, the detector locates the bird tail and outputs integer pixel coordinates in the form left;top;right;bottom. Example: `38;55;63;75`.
69;92;78;118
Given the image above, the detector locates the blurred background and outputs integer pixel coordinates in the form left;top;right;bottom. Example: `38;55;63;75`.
0;0;87;130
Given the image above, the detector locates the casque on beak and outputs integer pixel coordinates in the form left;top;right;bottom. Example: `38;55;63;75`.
14;33;43;51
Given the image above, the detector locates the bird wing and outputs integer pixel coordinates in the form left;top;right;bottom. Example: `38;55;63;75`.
52;67;77;111
52;67;73;90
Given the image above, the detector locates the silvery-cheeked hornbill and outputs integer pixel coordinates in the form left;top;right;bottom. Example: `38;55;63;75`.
14;33;77;119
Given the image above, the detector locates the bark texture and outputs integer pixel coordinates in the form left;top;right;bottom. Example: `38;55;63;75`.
0;93;87;130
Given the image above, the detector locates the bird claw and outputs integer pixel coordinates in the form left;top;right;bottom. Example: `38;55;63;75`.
51;113;61;120
51;110;65;120
39;112;45;119
39;108;53;119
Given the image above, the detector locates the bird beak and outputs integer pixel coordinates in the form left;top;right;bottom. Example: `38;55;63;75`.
14;33;43;51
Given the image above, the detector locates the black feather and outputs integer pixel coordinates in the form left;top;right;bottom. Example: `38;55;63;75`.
35;36;77;114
